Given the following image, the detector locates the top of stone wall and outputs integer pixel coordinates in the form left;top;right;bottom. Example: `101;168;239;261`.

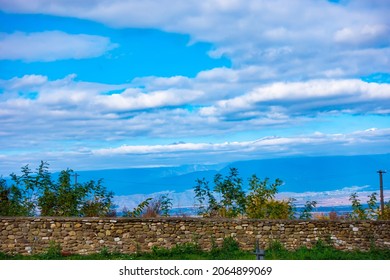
1;216;390;224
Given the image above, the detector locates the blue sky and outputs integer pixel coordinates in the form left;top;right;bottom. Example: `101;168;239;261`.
0;0;390;174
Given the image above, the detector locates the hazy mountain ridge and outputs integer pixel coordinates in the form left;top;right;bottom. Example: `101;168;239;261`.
75;154;389;196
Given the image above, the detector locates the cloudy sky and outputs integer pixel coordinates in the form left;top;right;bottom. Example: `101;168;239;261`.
1;0;390;174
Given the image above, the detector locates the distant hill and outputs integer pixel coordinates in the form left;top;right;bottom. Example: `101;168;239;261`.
75;154;390;196
75;164;221;195
221;154;390;193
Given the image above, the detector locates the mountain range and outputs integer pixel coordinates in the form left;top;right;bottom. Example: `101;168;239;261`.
75;153;390;196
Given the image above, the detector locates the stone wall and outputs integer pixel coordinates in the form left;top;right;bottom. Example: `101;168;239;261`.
1;217;389;255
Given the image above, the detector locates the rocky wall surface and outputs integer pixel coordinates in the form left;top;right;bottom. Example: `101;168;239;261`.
1;217;389;255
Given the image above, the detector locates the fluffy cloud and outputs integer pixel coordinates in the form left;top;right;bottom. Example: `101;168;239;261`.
1;73;389;154
1;0;389;77
0;31;117;61
0;74;48;90
1;126;389;178
201;79;390;119
93;128;390;159
334;24;389;46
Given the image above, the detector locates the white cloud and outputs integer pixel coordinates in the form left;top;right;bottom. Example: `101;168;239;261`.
3;74;48;90
93;128;390;158
0;31;117;61
93;89;204;111
1;0;389;78
1;127;389;176
1;74;390;154
334;24;390;46
202;79;390;118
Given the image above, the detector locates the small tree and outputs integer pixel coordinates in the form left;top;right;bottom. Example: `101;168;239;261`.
193;168;246;218
349;193;367;220
213;168;246;217
380;200;390;220
194;178;219;217
9;163;41;215
0;176;34;216
122;198;152;217
160;194;173;217
194;168;294;219
79;179;114;217
299;200;317;220
5;161;115;217
246;175;293;219
366;192;379;220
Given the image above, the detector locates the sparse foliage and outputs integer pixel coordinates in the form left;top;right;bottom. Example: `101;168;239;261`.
246;175;293;219
214;168;246;217
2;161;115;217
194;168;247;218
122;198;153;217
122;195;173;218
0;176;34;216
366;192;379;220
299;200;317;220
194;178;218;216
380;201;390;220
160;194;173;217
343;192;390;221
349;192;367;220
194;168;293;219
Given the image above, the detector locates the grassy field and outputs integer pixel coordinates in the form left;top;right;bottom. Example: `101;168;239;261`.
1;239;389;260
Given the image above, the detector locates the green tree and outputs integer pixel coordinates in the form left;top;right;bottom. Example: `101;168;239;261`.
4;161;115;217
194;178;218;216
8;163;41;215
0;176;34;216
194;168;293;219
122;198;152;217
245;175;293;219
366;192;379;220
299;200;317;220
194;168;246;218
380;200;390;220
213;168;246;217
348;192;388;220
39;168;84;216
79;179;114;217
160;194;173;217
349;193;367;220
